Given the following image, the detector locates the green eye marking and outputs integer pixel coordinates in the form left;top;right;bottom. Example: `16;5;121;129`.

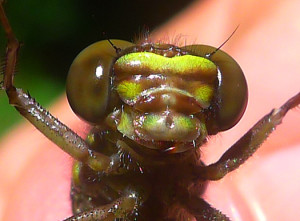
193;84;214;107
116;52;217;76
117;81;143;100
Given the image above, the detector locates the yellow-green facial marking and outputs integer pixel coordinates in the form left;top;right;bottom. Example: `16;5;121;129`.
135;113;201;142
173;115;195;131
114;51;217;109
117;110;135;139
193;84;214;107
116;81;143;100
115;52;217;77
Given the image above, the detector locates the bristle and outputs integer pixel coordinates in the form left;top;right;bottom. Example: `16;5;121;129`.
133;26;151;44
0;50;19;80
170;34;189;46
0;56;6;75
116;145;144;174
0;56;5;88
26;89;31;97
149;32;192;47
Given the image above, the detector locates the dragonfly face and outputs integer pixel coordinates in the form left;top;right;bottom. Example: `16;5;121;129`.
66;40;248;153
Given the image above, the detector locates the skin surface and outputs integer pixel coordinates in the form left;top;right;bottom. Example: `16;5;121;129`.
0;0;300;220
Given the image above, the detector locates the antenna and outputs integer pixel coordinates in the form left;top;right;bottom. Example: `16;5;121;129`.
206;25;239;58
103;32;122;54
107;39;122;54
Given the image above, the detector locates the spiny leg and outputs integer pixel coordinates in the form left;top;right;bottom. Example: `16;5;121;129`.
197;92;300;180
0;0;19;89
162;200;229;221
0;1;123;174
71;160;126;214
173;186;230;221
185;197;231;221
64;193;141;221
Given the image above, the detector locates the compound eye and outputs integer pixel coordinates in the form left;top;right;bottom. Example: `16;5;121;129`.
67;40;134;124
182;45;248;134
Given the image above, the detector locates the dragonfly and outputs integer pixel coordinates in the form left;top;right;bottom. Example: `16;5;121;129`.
1;1;299;220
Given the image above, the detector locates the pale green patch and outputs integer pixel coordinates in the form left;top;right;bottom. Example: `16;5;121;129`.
143;115;160;129
193;84;214;106
117;81;142;100
116;52;217;75
173;115;195;130
117;111;134;137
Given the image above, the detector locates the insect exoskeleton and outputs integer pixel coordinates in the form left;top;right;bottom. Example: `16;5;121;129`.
66;40;248;154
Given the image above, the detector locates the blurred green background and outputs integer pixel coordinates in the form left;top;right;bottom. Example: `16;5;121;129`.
0;0;195;138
